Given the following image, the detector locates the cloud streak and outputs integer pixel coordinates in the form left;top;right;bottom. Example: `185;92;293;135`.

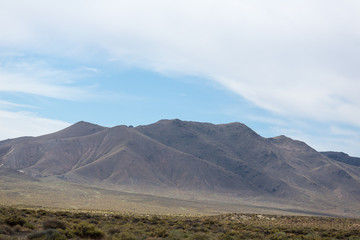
0;110;69;139
0;100;35;109
0;59;94;100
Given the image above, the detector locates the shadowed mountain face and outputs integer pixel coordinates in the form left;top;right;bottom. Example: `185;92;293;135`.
0;119;360;213
322;151;360;167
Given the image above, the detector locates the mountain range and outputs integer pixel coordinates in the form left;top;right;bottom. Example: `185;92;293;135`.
0;119;359;217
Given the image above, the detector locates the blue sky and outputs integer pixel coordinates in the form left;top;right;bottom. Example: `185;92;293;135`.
0;1;360;156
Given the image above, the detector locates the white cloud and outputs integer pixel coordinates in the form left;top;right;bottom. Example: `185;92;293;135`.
0;100;35;109
81;66;99;73
3;0;357;125
0;110;70;140
0;60;93;100
0;0;359;152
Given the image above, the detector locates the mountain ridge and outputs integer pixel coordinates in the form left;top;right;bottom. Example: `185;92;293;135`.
1;119;359;217
322;151;360;167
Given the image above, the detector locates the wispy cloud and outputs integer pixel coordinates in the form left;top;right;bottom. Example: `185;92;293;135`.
0;59;94;100
0;110;70;140
0;100;35;109
330;125;358;137
0;57;99;140
80;66;99;73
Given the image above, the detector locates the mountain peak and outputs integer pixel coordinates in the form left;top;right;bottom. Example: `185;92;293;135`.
155;118;185;125
272;135;290;140
42;121;107;139
74;120;93;125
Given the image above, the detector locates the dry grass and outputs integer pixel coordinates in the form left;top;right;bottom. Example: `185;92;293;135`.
0;206;360;239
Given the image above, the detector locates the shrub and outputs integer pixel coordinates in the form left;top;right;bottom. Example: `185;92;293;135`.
270;231;288;240
112;232;137;240
0;225;13;234
43;219;66;230
190;233;210;240
36;210;47;216
219;233;234;240
27;229;66;240
4;215;27;227
72;222;105;239
0;234;16;240
301;233;322;240
108;228;121;235
151;228;168;238
63;228;75;239
24;222;36;230
168;229;189;240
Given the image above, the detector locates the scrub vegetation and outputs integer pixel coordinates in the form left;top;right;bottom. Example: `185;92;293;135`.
0;206;360;239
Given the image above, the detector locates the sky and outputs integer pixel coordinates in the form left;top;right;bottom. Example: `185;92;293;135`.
0;1;360;156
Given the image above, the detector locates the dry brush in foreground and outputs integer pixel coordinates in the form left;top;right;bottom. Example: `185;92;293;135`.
0;206;360;239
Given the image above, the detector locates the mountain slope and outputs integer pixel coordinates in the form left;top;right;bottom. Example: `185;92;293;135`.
322;151;360;167
136;120;294;197
136;120;360;202
1;119;360;216
0;123;258;195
